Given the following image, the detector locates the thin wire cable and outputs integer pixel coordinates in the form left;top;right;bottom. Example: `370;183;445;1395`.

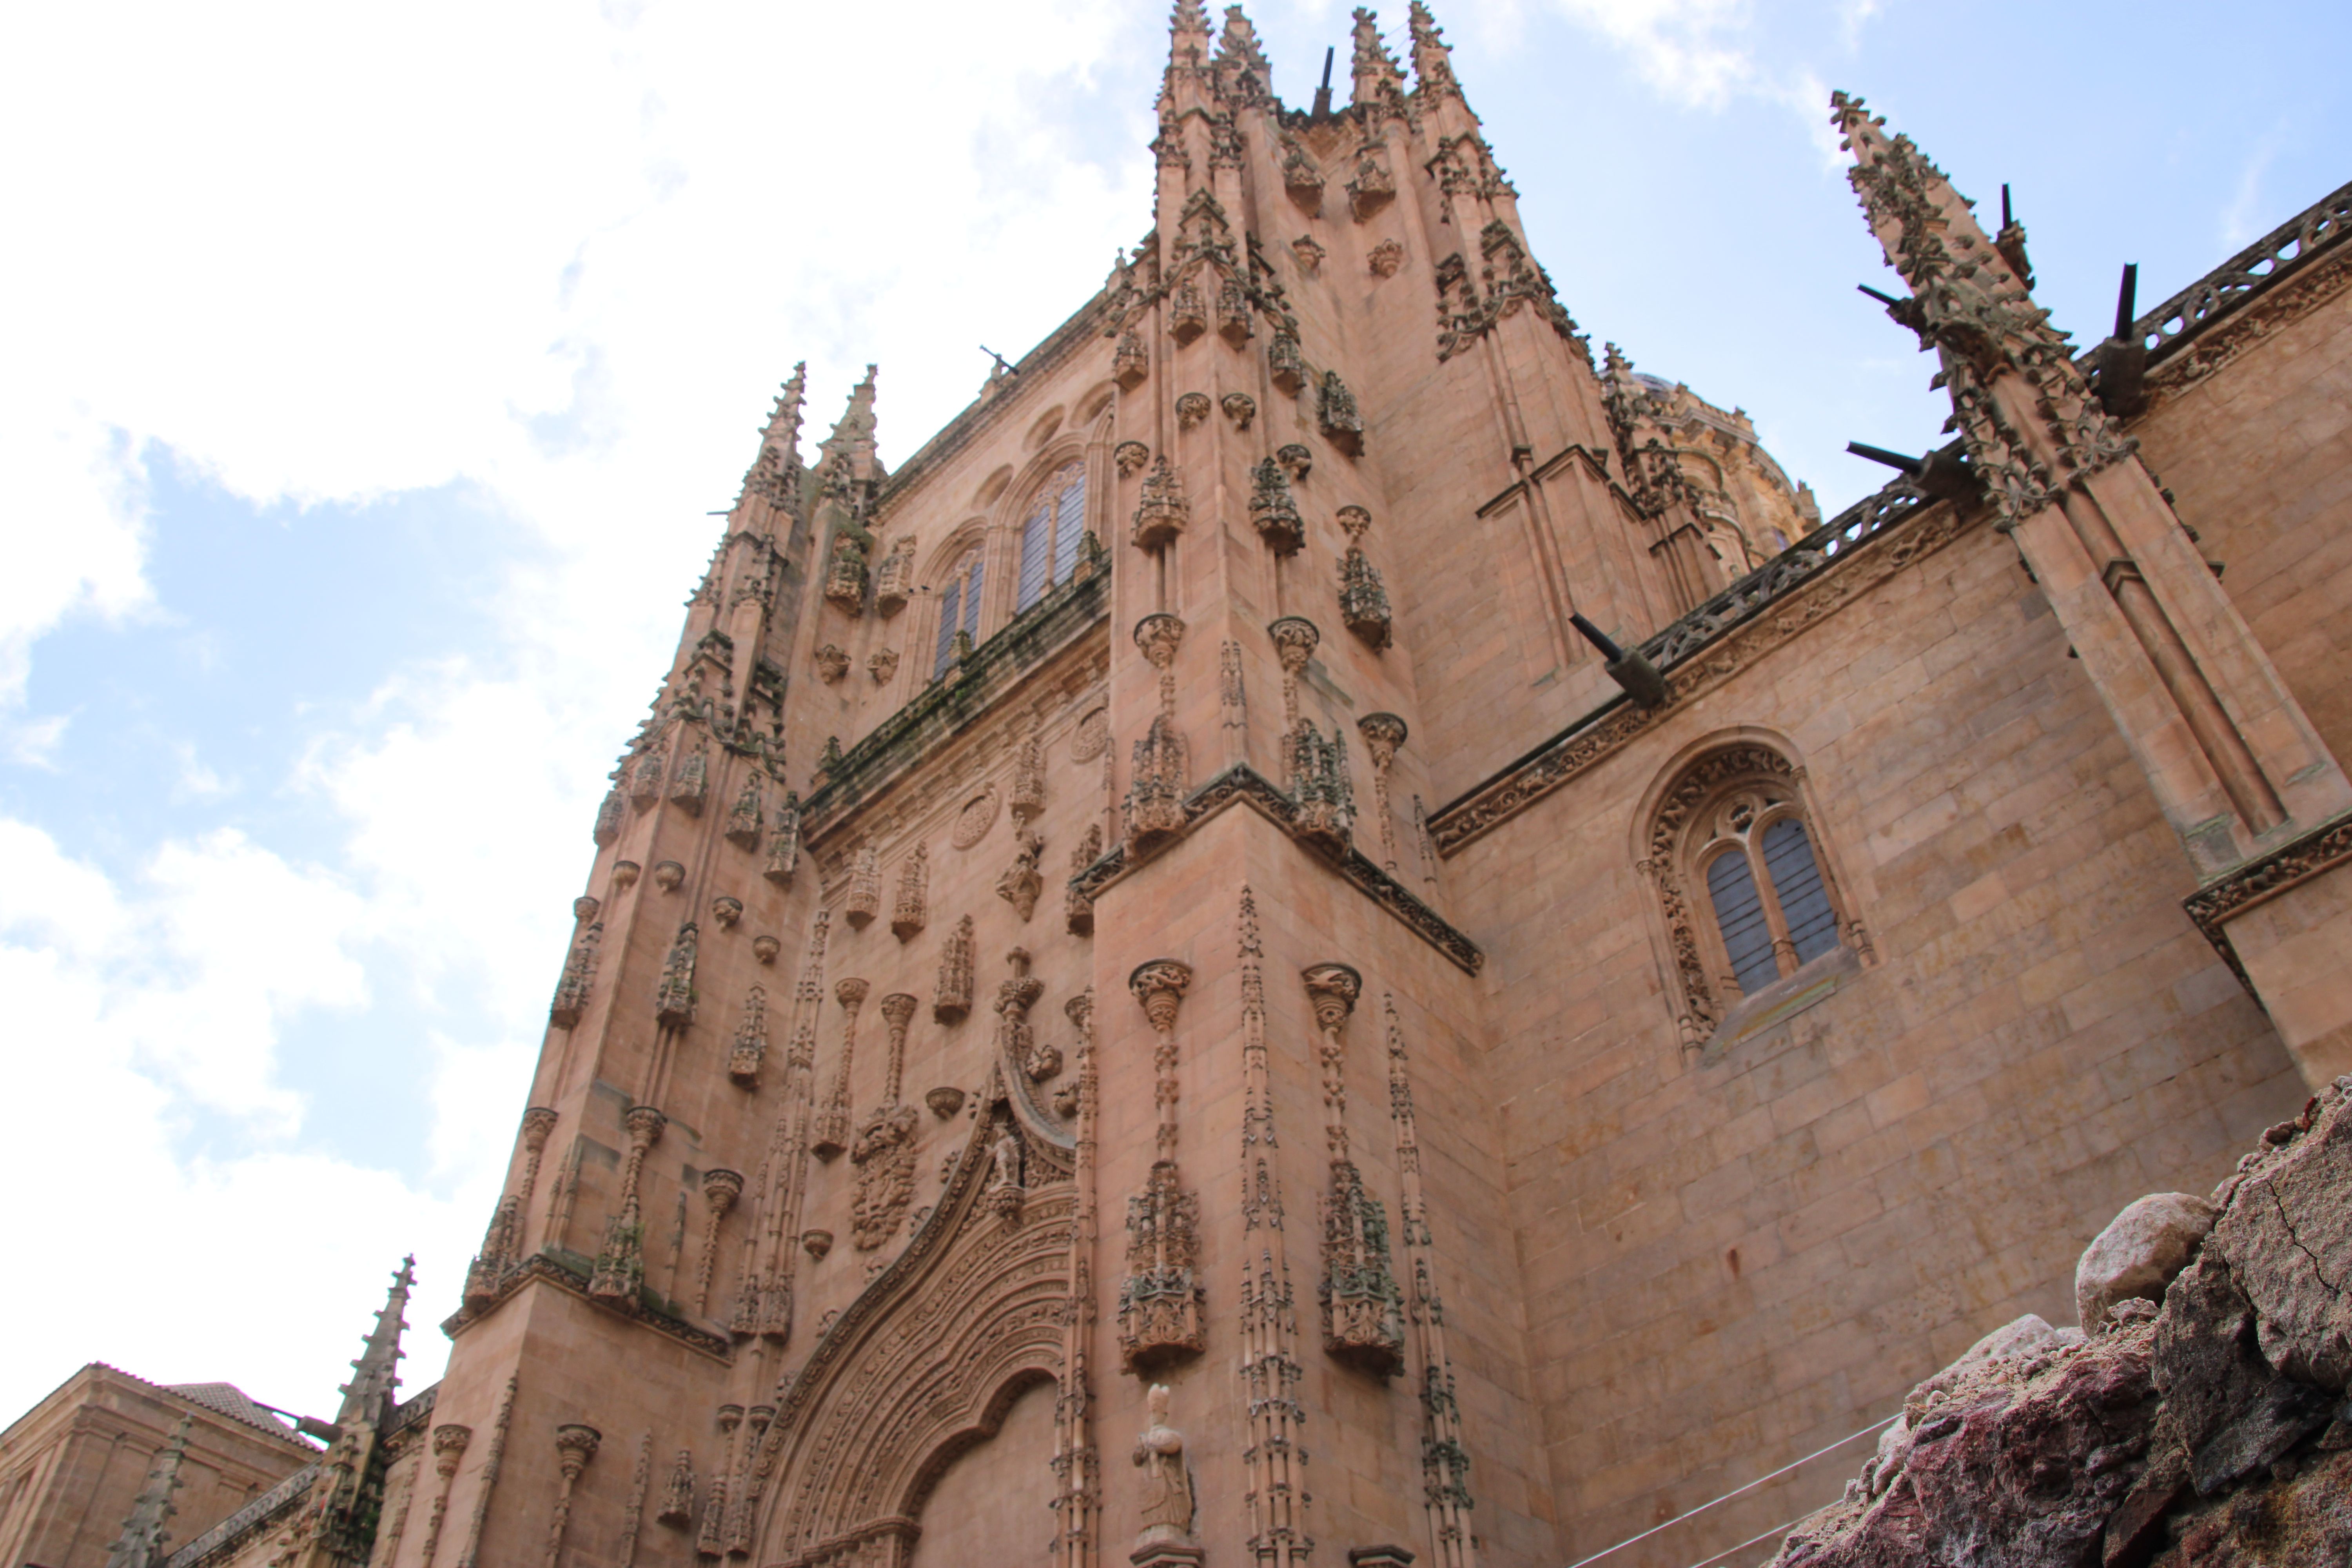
1560;1414;1896;1568
1683;1515;1808;1568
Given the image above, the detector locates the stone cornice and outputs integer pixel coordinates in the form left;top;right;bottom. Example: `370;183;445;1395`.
2129;178;2351;368
164;1463;321;1568
802;570;1109;845
439;1251;733;1365
1430;474;1969;854
1072;762;1484;975
2182;809;2352;995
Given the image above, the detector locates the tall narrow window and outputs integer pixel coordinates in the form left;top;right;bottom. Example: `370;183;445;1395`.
1015;461;1088;612
1645;743;1862;1041
933;547;985;677
1706;849;1779;995
1760;818;1838;964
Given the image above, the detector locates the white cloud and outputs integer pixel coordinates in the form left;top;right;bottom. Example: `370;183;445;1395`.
0;818;495;1419
0;0;1159;1424
1538;0;1759;107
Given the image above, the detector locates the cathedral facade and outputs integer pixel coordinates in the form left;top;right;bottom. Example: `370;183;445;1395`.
19;4;2352;1566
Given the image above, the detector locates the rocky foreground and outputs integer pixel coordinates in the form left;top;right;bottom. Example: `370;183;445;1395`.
1768;1076;2352;1568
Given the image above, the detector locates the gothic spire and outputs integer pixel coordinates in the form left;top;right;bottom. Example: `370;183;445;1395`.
815;365;882;503
765;362;806;469
335;1254;414;1429
1348;7;1406;116
1406;2;1461;99
1214;5;1272;103
104;1414;190;1568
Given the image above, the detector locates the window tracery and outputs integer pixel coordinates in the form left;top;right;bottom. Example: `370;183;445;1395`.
932;544;985;677
1642;742;1859;1046
1014;460;1088;613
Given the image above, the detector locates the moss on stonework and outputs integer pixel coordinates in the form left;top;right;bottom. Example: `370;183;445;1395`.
805;569;1107;833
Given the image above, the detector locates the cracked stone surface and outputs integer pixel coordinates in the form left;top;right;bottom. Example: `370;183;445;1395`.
1768;1075;2352;1568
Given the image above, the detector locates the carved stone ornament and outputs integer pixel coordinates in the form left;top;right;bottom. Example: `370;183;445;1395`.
1269;615;1321;674
1217;274;1253;346
550;922;600;1027
850;1101;919;1250
1114;439;1151;477
933;913;976;1022
1131;1383;1201;1561
866;647;899;685
611;859;641;889
1170;278;1207;345
654;924;698;1025
753;934;780;965
655;1450;694;1529
763;791;801;886
1290;722;1357;855
628;750;663;807
1066;821;1104;935
1010;736;1046;820
1291;234;1326;271
873;536;915;615
984;1129;1027;1223
593;789;624;846
1125;715;1190;857
1119;1160;1205;1371
1338;503;1371;540
711;895;742;929
724;776;763;849
1132;455;1191;550
813;644;849;684
951;784;1000;849
996;825;1045;923
1269;329;1306;396
801;1229;833;1259
1114;330;1149;390
1071;706;1109;763
728;986;768;1086
1341;546;1393;649
1348;143;1396;221
845;844;881;928
1368;238;1405;278
822;528;868;613
1318;369;1365;455
1135;613;1186;671
891;843;928;942
1175;392;1212;431
653;860;685;893
1276;443;1312;481
668;749;708;815
1222;391;1256;430
925;1086;966;1119
1249;457;1305;555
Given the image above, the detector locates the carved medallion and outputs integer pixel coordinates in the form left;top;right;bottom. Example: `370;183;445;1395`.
950;785;1000;849
1071;706;1110;762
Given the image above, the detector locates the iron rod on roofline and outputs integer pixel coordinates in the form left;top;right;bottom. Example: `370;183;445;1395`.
2114;263;2140;341
1569;612;1668;710
1312;45;1336;117
1846;441;1920;474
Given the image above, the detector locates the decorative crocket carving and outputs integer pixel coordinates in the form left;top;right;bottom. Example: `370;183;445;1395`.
934;914;976;1022
890;844;928;942
844;845;881;928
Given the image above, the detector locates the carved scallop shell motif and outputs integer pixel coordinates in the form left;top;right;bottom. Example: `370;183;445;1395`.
950;785;1001;850
1070;707;1109;764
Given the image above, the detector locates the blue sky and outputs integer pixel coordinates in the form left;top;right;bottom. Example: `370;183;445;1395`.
0;0;2343;1432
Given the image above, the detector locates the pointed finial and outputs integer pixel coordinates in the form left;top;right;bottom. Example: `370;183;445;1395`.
105;1414;191;1568
1171;0;1210;34
1350;7;1406;113
1406;2;1461;98
334;1254;416;1429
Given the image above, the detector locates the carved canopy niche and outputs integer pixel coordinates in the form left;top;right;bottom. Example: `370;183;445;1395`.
748;1093;1076;1568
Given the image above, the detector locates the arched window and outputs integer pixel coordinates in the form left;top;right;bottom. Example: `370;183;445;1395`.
1014;461;1088;612
1642;742;1862;1046
933;546;985;677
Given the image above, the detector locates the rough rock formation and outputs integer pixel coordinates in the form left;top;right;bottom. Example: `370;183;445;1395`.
1770;1076;2352;1568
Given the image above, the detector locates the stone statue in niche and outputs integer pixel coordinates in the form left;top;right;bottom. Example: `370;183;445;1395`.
984;1129;1025;1222
1131;1384;1200;1563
